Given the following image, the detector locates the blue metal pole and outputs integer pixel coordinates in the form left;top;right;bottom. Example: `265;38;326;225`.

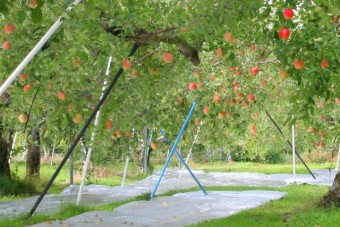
150;101;197;199
175;150;207;195
159;128;207;195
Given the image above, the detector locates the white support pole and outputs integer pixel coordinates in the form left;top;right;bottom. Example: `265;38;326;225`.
335;144;340;171
292;116;296;183
9;131;18;163
121;156;130;186
121;127;135;186
50;139;56;167
43;146;47;159
179;124;202;177
0;0;82;96
76;56;112;206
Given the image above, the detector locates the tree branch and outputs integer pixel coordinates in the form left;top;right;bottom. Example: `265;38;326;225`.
100;22;200;65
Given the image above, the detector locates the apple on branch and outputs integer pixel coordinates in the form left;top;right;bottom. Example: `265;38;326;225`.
23;84;31;92
294;60;304;69
247;94;255;102
250;66;259;75
203;106;209;115
58;91;66;100
278;28;290;40
188;82;197;91
320;59;329;68
3;24;15;34
2;41;12;50
283;8;294;20
163;52;174;63
216;47;223;57
122;59;132;70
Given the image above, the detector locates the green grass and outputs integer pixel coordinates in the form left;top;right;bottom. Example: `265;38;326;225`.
192;184;334;227
188;161;334;174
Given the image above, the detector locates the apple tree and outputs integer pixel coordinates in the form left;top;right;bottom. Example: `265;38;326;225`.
0;0;339;204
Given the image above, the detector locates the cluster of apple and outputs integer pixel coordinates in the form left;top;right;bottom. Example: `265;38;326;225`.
307;127;327;148
2;23;15;50
279;8;331;71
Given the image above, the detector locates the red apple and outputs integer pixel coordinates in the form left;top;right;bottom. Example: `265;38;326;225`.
278;28;290;40
58;91;66;100
188;82;197;91
224;32;234;42
125;131;132;138
218;112;226;118
163;52;174;63
260;80;267;86
336;98;340;104
122;59;131;70
213;93;222;104
283;8;294;20
105;119;113;129
216;47;223;57
317;131;324;136
2;41;11;50
294;60;304;69
114;130;122;138
320;59;329;68
250;45;257;51
19;74;28;81
230;67;238;72
23;84;31;92
233;85;239;91
28;0;38;8
3;24;15;34
250;67;259;75
203;107;209;115
317;141;324;148
247;94;255;102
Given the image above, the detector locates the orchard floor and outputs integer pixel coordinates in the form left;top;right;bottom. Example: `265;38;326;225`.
0;168;337;226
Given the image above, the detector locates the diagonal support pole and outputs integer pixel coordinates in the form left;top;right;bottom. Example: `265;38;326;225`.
76;56;113;206
174;150;207;194
28;43;139;217
0;0;82;96
160;127;206;193
265;111;316;179
150;101;207;199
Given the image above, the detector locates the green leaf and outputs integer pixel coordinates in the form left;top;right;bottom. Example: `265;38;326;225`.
0;1;9;15
15;11;26;24
31;8;43;23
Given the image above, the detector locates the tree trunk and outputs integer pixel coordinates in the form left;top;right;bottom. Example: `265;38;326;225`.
0;134;10;177
26;128;40;178
0;92;11;177
319;171;340;207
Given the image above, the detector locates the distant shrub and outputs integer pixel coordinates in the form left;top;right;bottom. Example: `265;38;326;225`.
0;175;37;196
